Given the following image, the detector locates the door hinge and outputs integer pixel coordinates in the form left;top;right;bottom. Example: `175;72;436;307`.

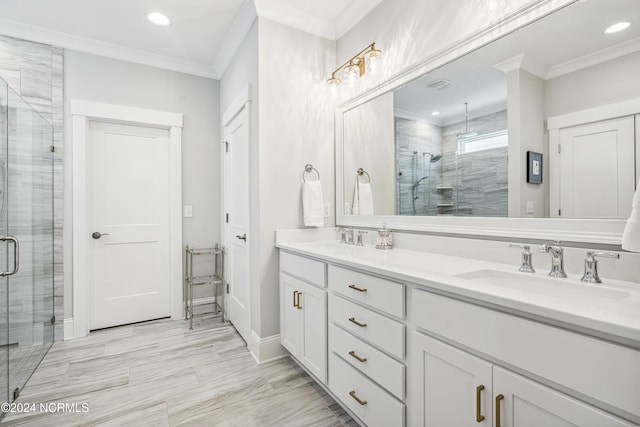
226;283;230;294
558;144;561;154
13;387;20;400
558;209;562;216
225;213;229;223
223;141;229;152
50;145;55;153
51;316;55;325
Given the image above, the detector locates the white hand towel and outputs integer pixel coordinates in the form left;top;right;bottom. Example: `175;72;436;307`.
622;178;640;252
352;182;374;215
303;180;324;227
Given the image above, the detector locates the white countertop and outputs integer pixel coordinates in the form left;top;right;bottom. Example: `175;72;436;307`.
276;240;640;347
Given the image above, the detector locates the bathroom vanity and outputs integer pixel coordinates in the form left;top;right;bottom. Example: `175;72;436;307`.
277;235;640;427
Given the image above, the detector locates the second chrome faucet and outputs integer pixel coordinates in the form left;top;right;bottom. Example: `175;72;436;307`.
538;240;567;278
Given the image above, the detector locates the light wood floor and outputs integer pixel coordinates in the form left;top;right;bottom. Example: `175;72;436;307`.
1;310;356;426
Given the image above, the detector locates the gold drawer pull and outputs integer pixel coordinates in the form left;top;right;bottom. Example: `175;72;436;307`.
293;290;298;308
348;350;367;363
348;317;367;328
348;284;367;293
296;291;302;310
495;394;504;427
349;390;368;406
476;385;485;422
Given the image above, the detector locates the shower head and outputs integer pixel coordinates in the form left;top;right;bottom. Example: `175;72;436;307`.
423;152;442;163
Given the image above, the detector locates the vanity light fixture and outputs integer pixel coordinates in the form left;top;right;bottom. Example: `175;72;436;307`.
147;12;172;27
604;21;631;34
327;42;382;85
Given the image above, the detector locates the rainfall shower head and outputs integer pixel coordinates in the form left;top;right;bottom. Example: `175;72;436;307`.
423;152;442;163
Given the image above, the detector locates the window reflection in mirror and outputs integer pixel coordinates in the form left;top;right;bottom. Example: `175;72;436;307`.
341;0;640;219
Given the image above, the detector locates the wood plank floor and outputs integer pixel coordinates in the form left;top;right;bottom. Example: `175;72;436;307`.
1;310;356;426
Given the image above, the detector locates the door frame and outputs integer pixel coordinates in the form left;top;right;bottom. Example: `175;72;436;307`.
70;99;183;339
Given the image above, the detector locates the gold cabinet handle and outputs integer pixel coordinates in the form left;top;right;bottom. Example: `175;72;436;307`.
348;284;367;293
348;317;367;328
476;385;485;422
495;394;504;427
349;390;368;406
348;350;367;363
293;290;298;308
296;291;302;310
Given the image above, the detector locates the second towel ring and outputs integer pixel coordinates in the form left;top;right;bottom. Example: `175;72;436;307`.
303;164;320;182
356;168;371;183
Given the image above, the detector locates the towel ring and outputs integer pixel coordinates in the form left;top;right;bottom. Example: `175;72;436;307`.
356;168;371;183
302;164;320;182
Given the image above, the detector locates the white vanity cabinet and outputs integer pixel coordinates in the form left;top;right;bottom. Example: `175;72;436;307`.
411;332;632;427
279;252;327;383
410;289;639;427
327;265;406;427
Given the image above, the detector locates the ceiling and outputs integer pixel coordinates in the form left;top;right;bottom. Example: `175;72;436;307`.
0;0;382;79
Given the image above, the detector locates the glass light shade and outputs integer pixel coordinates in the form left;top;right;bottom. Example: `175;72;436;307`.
365;48;382;74
327;75;341;85
343;63;360;82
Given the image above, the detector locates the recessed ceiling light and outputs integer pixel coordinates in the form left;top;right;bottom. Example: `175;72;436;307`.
147;12;171;27
431;111;441;116
604;21;631;34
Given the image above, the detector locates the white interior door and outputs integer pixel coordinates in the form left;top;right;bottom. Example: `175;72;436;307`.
224;104;251;343
88;121;171;330
558;116;635;218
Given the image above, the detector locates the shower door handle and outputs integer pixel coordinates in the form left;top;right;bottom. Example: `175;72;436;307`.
0;236;19;277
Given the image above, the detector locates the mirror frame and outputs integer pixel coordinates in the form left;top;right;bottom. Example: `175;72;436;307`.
336;0;626;245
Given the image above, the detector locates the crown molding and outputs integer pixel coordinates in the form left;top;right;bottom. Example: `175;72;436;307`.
213;0;258;78
0;18;218;79
546;36;640;80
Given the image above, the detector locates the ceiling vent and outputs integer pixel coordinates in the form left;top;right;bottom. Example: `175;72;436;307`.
426;79;453;90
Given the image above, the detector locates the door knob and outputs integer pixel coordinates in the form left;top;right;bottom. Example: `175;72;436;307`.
235;234;247;241
92;232;110;239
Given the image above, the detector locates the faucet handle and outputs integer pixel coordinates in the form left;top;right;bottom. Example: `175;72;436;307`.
581;251;620;283
586;251;620;261
356;231;367;247
509;243;535;273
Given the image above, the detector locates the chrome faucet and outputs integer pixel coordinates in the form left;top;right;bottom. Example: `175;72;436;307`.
581;251;620;283
337;228;348;244
356;231;367;247
345;229;355;245
538;240;567;278
508;243;535;273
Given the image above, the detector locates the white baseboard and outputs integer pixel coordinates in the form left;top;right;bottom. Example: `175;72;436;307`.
64;317;75;340
249;331;287;364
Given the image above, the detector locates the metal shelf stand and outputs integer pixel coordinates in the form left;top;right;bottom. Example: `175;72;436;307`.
184;244;225;329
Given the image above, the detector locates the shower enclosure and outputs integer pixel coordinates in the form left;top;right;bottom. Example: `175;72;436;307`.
0;77;54;405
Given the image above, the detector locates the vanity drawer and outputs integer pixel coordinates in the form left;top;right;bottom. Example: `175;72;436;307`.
329;294;405;359
412;289;640;419
280;251;325;288
329;352;405;427
329;323;405;400
328;265;405;318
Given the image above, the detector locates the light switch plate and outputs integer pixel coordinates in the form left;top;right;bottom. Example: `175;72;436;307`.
184;205;193;218
324;203;330;218
526;201;534;215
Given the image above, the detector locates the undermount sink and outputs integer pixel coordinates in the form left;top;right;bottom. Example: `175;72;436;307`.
455;269;632;301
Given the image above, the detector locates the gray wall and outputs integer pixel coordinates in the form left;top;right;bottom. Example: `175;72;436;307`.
63;50;220;321
0;35;64;340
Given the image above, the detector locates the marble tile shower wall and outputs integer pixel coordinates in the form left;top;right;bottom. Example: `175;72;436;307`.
0;35;63;340
395;111;508;216
395;118;442;215
440;110;508;216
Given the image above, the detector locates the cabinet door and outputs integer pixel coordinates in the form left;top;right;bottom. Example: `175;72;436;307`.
280;274;302;356
299;280;327;383
493;367;632;427
410;332;493;427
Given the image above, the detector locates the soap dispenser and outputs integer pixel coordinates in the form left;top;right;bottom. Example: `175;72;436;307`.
375;223;393;250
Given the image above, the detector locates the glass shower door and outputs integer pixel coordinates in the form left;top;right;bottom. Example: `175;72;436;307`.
4;82;54;402
0;72;8;406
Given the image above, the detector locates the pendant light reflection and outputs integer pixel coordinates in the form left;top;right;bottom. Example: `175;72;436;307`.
326;43;382;86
